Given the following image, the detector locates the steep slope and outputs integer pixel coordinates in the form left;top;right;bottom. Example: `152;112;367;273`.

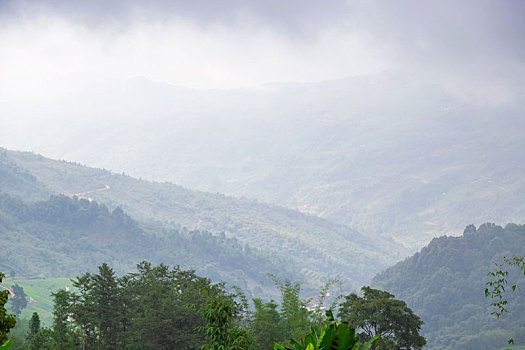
3;73;524;248
1;149;401;290
372;223;525;349
0;193;298;297
0;150;51;200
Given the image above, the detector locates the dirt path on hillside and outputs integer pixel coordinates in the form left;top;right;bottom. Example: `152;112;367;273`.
0;283;15;298
74;184;111;197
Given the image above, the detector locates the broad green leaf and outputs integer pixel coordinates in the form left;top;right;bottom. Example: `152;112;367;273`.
0;340;12;350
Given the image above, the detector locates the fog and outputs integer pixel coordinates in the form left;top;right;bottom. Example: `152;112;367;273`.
1;0;524;107
1;0;524;247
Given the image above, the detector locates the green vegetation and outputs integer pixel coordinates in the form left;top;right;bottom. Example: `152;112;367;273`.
1;263;392;349
372;223;525;349
0;192;299;298
1;148;400;291
338;287;425;349
1;145;524;349
486;255;525;346
200;289;253;350
3;278;72;325
2;262;421;349
0;273;16;345
274;310;378;350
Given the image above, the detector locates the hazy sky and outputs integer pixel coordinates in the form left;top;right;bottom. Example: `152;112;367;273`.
1;0;524;101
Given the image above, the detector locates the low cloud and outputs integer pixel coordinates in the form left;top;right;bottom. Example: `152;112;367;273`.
0;0;523;105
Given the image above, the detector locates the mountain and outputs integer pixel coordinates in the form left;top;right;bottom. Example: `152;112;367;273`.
0;149;401;291
2;72;524;249
371;223;525;349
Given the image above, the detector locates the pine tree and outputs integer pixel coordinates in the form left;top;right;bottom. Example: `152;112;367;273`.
27;312;40;342
90;263;122;350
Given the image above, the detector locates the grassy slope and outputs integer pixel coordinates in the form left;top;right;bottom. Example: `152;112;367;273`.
4;278;72;325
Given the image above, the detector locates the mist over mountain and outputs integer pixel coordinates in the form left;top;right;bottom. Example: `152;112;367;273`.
1;1;525;348
2;73;524;250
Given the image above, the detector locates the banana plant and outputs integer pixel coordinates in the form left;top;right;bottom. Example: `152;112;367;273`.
0;340;12;350
274;310;378;350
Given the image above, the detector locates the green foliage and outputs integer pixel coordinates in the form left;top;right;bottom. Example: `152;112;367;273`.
251;277;343;348
121;261;215;349
252;298;282;349
27;328;55;350
27;313;40;343
1;148;398;291
0;192;299;298
486;256;525;317
372;223;525;349
2;278;72;326
273;278;312;342
24;312;55;350
338;287;425;349
274;310;378;350
486;255;525;346
51;289;76;349
9;286;26;316
0;272;16;344
200;290;253;350
46;261;229;349
0;340;12;350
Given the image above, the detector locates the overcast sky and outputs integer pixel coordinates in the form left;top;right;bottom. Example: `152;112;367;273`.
1;0;524;102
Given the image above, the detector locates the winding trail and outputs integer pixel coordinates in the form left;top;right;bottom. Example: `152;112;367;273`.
0;283;15;298
74;184;111;197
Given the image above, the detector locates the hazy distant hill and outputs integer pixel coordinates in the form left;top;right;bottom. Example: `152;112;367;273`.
3;72;524;249
0;149;401;290
372;223;525;349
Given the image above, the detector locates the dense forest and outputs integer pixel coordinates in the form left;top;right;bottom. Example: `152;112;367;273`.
0;193;299;297
372;223;525;349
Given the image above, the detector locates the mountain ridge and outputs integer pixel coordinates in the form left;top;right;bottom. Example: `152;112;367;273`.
0;148;401;290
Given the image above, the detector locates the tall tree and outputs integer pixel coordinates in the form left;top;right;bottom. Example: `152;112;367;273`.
70;274;97;350
200;290;253;350
338;287;426;350
0;272;16;345
90;263;122;350
120;261;215;349
27;312;40;343
275;279;311;341
51;289;77;350
251;298;281;349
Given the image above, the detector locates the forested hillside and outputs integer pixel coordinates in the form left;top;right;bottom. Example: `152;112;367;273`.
372;223;525;349
0;193;299;297
0;149;401;290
